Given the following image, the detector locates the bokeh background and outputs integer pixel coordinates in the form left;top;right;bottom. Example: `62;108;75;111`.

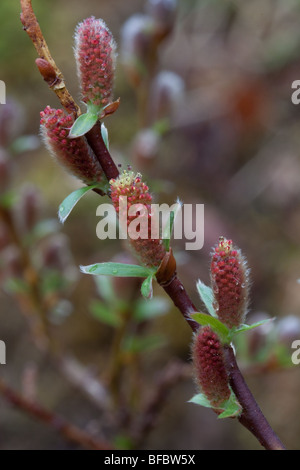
0;0;300;450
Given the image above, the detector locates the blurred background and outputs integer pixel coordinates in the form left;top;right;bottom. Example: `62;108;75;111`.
0;0;300;450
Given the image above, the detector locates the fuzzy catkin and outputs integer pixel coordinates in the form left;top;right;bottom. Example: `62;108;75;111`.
211;237;249;328
110;171;166;268
40;106;104;185
192;326;231;408
74;17;117;108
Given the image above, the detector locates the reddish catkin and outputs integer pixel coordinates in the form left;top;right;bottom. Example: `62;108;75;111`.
40;106;104;185
74;17;117;108
192;326;231;408
110;171;166;268
211;237;249;328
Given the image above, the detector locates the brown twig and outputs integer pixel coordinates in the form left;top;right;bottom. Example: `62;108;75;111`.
86;122;119;181
132;361;192;447
224;346;285;450
162;276;199;332
0;378;112;450
20;0;119;184
82;144;286;448
0;206;50;350
20;0;80;117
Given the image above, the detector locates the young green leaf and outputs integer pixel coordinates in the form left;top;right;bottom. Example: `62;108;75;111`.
69;112;98;138
101;123;109;150
189;390;242;419
122;334;165;353
134;297;170;322
4;278;29;295
31;219;60;239
41;270;69;295
80;262;155;278
141;274;154;300
90;300;121;327
58;184;99;223
162;200;182;251
196;280;218;318
10;135;40;154
94;275;116;305
191;312;230;344
232;319;274;337
188;393;213;409
217;391;242;419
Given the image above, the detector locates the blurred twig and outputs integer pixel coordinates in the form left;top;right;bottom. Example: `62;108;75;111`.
0;378;113;450
132;360;192;447
0;206;51;350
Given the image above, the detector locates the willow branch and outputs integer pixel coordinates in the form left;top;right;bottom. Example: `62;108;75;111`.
86;122;119;181
20;0;80;116
0;206;51;350
0;378;112;450
20;0;286;450
224;346;285;450
132;361;192;447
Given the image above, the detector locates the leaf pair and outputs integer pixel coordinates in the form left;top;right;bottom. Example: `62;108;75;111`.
195;280;273;344
189;389;242;419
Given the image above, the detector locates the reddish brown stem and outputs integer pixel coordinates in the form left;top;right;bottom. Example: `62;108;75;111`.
161;276;199;332
20;0;80;116
132;361;192;447
224;345;285;450
86;122;119;181
0;379;112;450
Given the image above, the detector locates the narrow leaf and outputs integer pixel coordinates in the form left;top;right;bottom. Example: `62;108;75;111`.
134;297;170;321
80;262;154;278
191;312;230;344
4;278;29;295
217;391;242;419
31;219;60;240
58;184;98;223
94;275;116;304
188;393;214;409
122;334;165;353
232;318;274;336
196;280;218;318
101;123;109;150
90;300;121;327
69;112;98;138
162;200;182;251
141;274;154;300
189;390;242;419
10;135;40;154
